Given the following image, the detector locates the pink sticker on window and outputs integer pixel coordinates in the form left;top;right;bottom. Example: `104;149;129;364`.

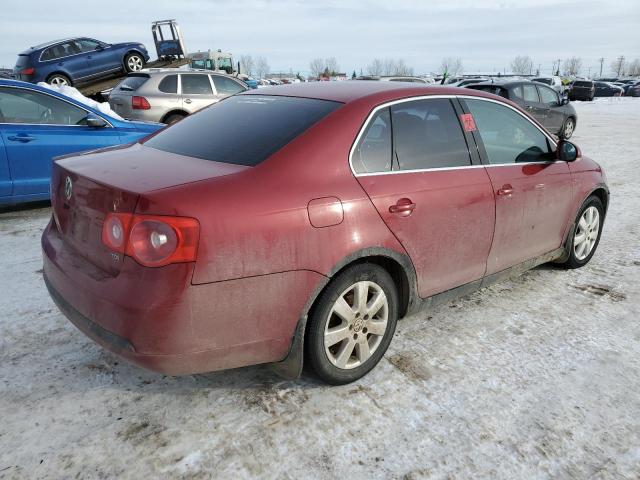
460;113;476;132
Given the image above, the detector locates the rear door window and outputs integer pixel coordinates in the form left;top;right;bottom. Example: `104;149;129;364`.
391;98;471;170
144;95;341;166
158;74;178;93
211;76;246;95
181;74;213;95
352;108;392;174
465;98;552;164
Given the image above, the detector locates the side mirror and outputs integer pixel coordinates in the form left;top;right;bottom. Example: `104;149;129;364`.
558;141;579;162
561;97;570;106
85;114;107;128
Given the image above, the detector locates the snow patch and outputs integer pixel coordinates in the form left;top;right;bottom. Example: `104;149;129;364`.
37;82;124;120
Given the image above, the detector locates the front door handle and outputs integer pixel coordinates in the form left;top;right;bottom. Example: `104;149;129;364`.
7;134;36;143
389;198;416;217
496;184;514;196
184;98;192;104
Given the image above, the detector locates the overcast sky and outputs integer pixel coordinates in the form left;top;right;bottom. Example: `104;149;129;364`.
1;0;638;76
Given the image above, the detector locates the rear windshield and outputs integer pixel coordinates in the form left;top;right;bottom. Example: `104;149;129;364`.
573;81;592;87
115;75;149;92
469;85;508;98
15;54;30;67
144;95;342;166
533;78;552;85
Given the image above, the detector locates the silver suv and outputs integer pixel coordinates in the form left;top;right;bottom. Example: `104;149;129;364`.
108;69;248;124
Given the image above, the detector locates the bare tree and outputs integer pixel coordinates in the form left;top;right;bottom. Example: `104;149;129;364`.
309;58;325;78
367;58;384;76
239;55;254;76
392;59;414;76
325;57;340;75
628;59;640;77
562;57;582;77
440;57;463;76
255;56;270;79
510;55;534;75
611;56;626;77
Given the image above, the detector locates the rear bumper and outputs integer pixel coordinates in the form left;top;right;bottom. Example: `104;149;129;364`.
42;219;325;375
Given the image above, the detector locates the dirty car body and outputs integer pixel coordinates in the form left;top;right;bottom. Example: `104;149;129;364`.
42;82;609;383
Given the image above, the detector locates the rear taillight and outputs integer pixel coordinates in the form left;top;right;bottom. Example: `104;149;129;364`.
20;67;35;75
132;96;151;110
102;213;199;267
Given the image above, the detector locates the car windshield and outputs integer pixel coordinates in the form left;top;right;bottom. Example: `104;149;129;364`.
144;95;342;166
573;81;591;87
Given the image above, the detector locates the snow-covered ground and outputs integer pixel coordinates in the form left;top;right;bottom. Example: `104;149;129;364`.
1;98;639;480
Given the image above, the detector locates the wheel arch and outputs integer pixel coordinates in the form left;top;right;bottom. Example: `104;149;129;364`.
270;247;418;380
46;71;73;85
160;110;189;123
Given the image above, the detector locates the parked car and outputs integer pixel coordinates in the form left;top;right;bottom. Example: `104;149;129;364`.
467;80;578;138
0;79;162;206
617;79;640;97
108;70;248;124
238;74;258;89
532;76;566;94
42;82;608;384
568;79;595;101
594;81;624;97
14;37;150;87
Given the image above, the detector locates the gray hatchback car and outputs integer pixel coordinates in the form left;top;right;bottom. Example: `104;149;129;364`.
108;69;248;124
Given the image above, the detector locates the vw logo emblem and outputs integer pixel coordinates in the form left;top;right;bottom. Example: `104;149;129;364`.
64;176;73;201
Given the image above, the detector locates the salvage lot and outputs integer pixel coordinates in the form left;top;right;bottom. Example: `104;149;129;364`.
1;98;639;479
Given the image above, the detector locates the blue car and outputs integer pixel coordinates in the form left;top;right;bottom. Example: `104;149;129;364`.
14;37;150;87
0;79;163;206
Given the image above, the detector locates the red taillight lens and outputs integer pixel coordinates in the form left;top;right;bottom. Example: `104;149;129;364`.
20;67;35;75
132;96;151;110
101;213;199;267
101;213;131;253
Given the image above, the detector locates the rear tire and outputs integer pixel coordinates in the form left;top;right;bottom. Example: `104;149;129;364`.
559;195;604;269
47;73;71;87
124;53;144;73
163;113;187;125
306;263;398;385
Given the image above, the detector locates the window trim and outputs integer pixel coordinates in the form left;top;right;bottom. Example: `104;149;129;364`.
38;38;101;63
0;85;113;128
349;95;558;177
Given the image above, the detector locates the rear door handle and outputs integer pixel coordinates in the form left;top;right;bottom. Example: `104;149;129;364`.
389;198;416;216
496;185;514;196
7;134;36;143
184;98;192;104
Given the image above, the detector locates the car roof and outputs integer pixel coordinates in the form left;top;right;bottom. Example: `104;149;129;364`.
241;80;502;104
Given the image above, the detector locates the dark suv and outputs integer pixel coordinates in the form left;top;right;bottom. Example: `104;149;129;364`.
466;80;578;139
14;37;150;87
569;80;595;101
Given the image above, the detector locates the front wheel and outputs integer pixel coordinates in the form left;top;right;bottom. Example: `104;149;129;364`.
559;196;604;269
306;263;398;385
561;117;575;139
125;53;144;73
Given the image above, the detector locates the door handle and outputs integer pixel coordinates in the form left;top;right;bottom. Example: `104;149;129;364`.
7;134;36;143
184;98;192;104
389;198;416;217
525;105;534;110
496;185;514;196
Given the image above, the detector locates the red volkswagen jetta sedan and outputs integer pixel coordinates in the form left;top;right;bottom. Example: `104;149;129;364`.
42;82;608;384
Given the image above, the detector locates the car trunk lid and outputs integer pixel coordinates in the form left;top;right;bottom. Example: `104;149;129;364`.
51;143;249;275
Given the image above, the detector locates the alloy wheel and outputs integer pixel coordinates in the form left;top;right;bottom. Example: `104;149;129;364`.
128;55;143;71
564;118;575;138
49;76;69;86
324;280;388;369
573;206;600;260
